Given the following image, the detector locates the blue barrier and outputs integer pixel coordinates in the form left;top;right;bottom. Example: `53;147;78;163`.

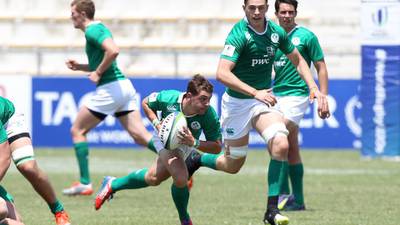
32;77;360;149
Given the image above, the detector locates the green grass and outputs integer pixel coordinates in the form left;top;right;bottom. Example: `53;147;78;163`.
2;149;400;225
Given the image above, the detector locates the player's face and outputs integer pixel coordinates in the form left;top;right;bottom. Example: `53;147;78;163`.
189;90;212;115
275;3;297;30
70;5;86;29
243;0;268;27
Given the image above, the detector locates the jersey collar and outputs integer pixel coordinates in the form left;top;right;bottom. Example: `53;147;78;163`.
287;25;299;36
86;20;101;28
244;16;268;35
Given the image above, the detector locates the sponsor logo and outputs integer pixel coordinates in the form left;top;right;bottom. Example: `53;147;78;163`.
373;49;387;153
266;47;275;57
251;58;270;67
226;127;235;136
190;121;201;130
167;104;178;112
372;7;388;27
271;33;279;43
222;45;236;57
274;56;287;67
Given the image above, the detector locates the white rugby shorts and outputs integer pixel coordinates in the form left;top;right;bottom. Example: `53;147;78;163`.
85;79;138;115
274;96;309;125
220;93;281;140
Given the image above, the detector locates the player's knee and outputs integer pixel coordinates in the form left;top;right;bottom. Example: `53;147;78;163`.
70;125;87;138
173;177;188;188
70;125;80;137
272;136;289;156
17;161;36;175
224;166;241;174
261;123;289;144
145;174;162;186
226;146;248;160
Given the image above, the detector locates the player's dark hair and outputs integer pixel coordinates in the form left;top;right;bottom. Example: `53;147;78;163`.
71;0;95;19
244;0;268;6
186;74;213;96
274;0;298;12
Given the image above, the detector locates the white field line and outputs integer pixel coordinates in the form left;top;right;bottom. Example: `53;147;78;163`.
5;156;399;176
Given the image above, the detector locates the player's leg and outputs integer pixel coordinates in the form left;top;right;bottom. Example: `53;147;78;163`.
94;152;181;210
158;149;190;225
63;106;104;195
253;112;290;225
276;96;309;211
9;137;70;225
117;111;164;153
0;186;24;225
198;93;252;174
170;148;202;225
285;122;305;210
115;78;164;153
5;112;70;224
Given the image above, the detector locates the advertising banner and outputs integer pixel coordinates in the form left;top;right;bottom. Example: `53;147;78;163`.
0;75;32;134
361;0;400;157
32;77;360;149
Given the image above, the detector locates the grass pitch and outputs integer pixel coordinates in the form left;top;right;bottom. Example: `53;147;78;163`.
2;149;399;225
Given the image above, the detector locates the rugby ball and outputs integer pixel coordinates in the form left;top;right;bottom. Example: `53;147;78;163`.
158;112;187;150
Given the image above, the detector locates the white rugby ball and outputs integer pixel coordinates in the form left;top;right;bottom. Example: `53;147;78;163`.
158;112;187;150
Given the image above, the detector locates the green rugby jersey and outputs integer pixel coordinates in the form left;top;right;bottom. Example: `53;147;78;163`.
147;90;221;141
273;26;324;96
220;18;295;99
85;22;125;86
0;96;15;143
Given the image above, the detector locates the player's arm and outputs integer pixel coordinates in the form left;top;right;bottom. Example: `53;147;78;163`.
0;140;11;182
197;139;222;154
142;93;161;131
95;38;119;76
216;59;257;97
313;59;330;118
65;59;90;72
313;60;328;95
216;59;276;106
178;127;221;154
87;38;119;84
286;48;329;117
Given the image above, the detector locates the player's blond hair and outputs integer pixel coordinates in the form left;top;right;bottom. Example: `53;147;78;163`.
71;0;95;19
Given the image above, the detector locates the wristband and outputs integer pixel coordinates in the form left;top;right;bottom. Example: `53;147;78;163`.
310;86;318;92
152;118;160;127
193;139;200;149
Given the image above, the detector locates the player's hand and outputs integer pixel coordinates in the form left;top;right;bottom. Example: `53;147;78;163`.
254;89;277;106
155;124;161;132
310;87;330;119
88;71;101;84
177;127;195;146
65;59;80;71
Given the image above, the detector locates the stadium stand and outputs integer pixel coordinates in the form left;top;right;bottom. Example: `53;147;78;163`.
0;0;360;78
